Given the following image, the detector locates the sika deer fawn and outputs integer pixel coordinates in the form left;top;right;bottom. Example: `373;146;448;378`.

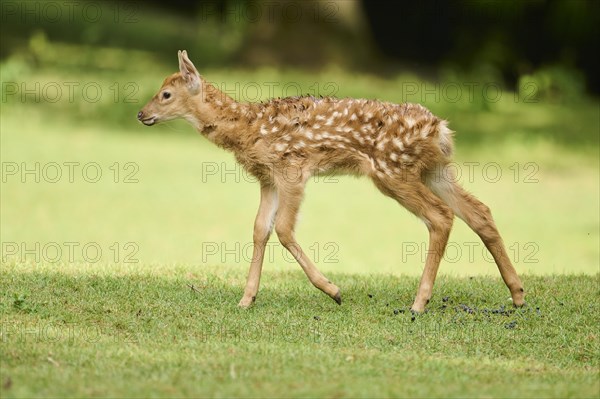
138;50;525;312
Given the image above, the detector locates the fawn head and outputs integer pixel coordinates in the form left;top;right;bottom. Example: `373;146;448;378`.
138;50;203;126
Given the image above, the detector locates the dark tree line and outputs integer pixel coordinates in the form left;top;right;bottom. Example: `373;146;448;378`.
3;0;598;93
362;0;600;92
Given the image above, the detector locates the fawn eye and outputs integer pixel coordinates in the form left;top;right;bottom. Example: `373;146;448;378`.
162;92;171;100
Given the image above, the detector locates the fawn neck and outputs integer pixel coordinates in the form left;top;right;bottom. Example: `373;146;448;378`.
186;82;256;153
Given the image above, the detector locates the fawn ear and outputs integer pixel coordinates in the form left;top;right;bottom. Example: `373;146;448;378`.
177;50;200;94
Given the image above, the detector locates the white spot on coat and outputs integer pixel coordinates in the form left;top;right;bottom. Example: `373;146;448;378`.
376;139;388;151
392;137;405;151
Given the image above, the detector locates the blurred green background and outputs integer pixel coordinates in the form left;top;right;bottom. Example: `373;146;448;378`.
1;0;598;276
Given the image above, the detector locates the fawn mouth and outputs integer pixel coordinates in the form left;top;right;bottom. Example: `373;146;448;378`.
141;117;157;126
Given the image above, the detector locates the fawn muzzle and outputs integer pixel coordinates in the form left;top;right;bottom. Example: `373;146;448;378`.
137;109;156;126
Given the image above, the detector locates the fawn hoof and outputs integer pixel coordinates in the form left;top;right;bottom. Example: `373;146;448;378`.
410;300;427;314
410;296;430;313
238;296;256;308
332;290;342;305
511;287;526;307
512;298;526;308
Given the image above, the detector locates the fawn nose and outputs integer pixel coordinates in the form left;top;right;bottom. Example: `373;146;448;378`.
137;111;144;120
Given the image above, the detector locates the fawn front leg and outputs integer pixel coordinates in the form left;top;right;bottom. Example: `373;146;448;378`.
274;182;341;304
238;184;278;308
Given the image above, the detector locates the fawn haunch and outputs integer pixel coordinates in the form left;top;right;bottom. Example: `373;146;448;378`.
138;50;525;312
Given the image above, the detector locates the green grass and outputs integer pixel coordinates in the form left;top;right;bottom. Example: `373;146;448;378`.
1;263;599;398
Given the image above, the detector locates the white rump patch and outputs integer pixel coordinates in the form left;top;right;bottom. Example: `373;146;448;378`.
424;163;461;218
438;120;454;156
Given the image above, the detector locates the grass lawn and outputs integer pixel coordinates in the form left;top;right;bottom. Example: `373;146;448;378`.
1;263;599;398
1;65;599;397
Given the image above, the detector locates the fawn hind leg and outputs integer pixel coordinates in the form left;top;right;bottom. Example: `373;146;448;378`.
426;167;525;306
374;175;454;312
